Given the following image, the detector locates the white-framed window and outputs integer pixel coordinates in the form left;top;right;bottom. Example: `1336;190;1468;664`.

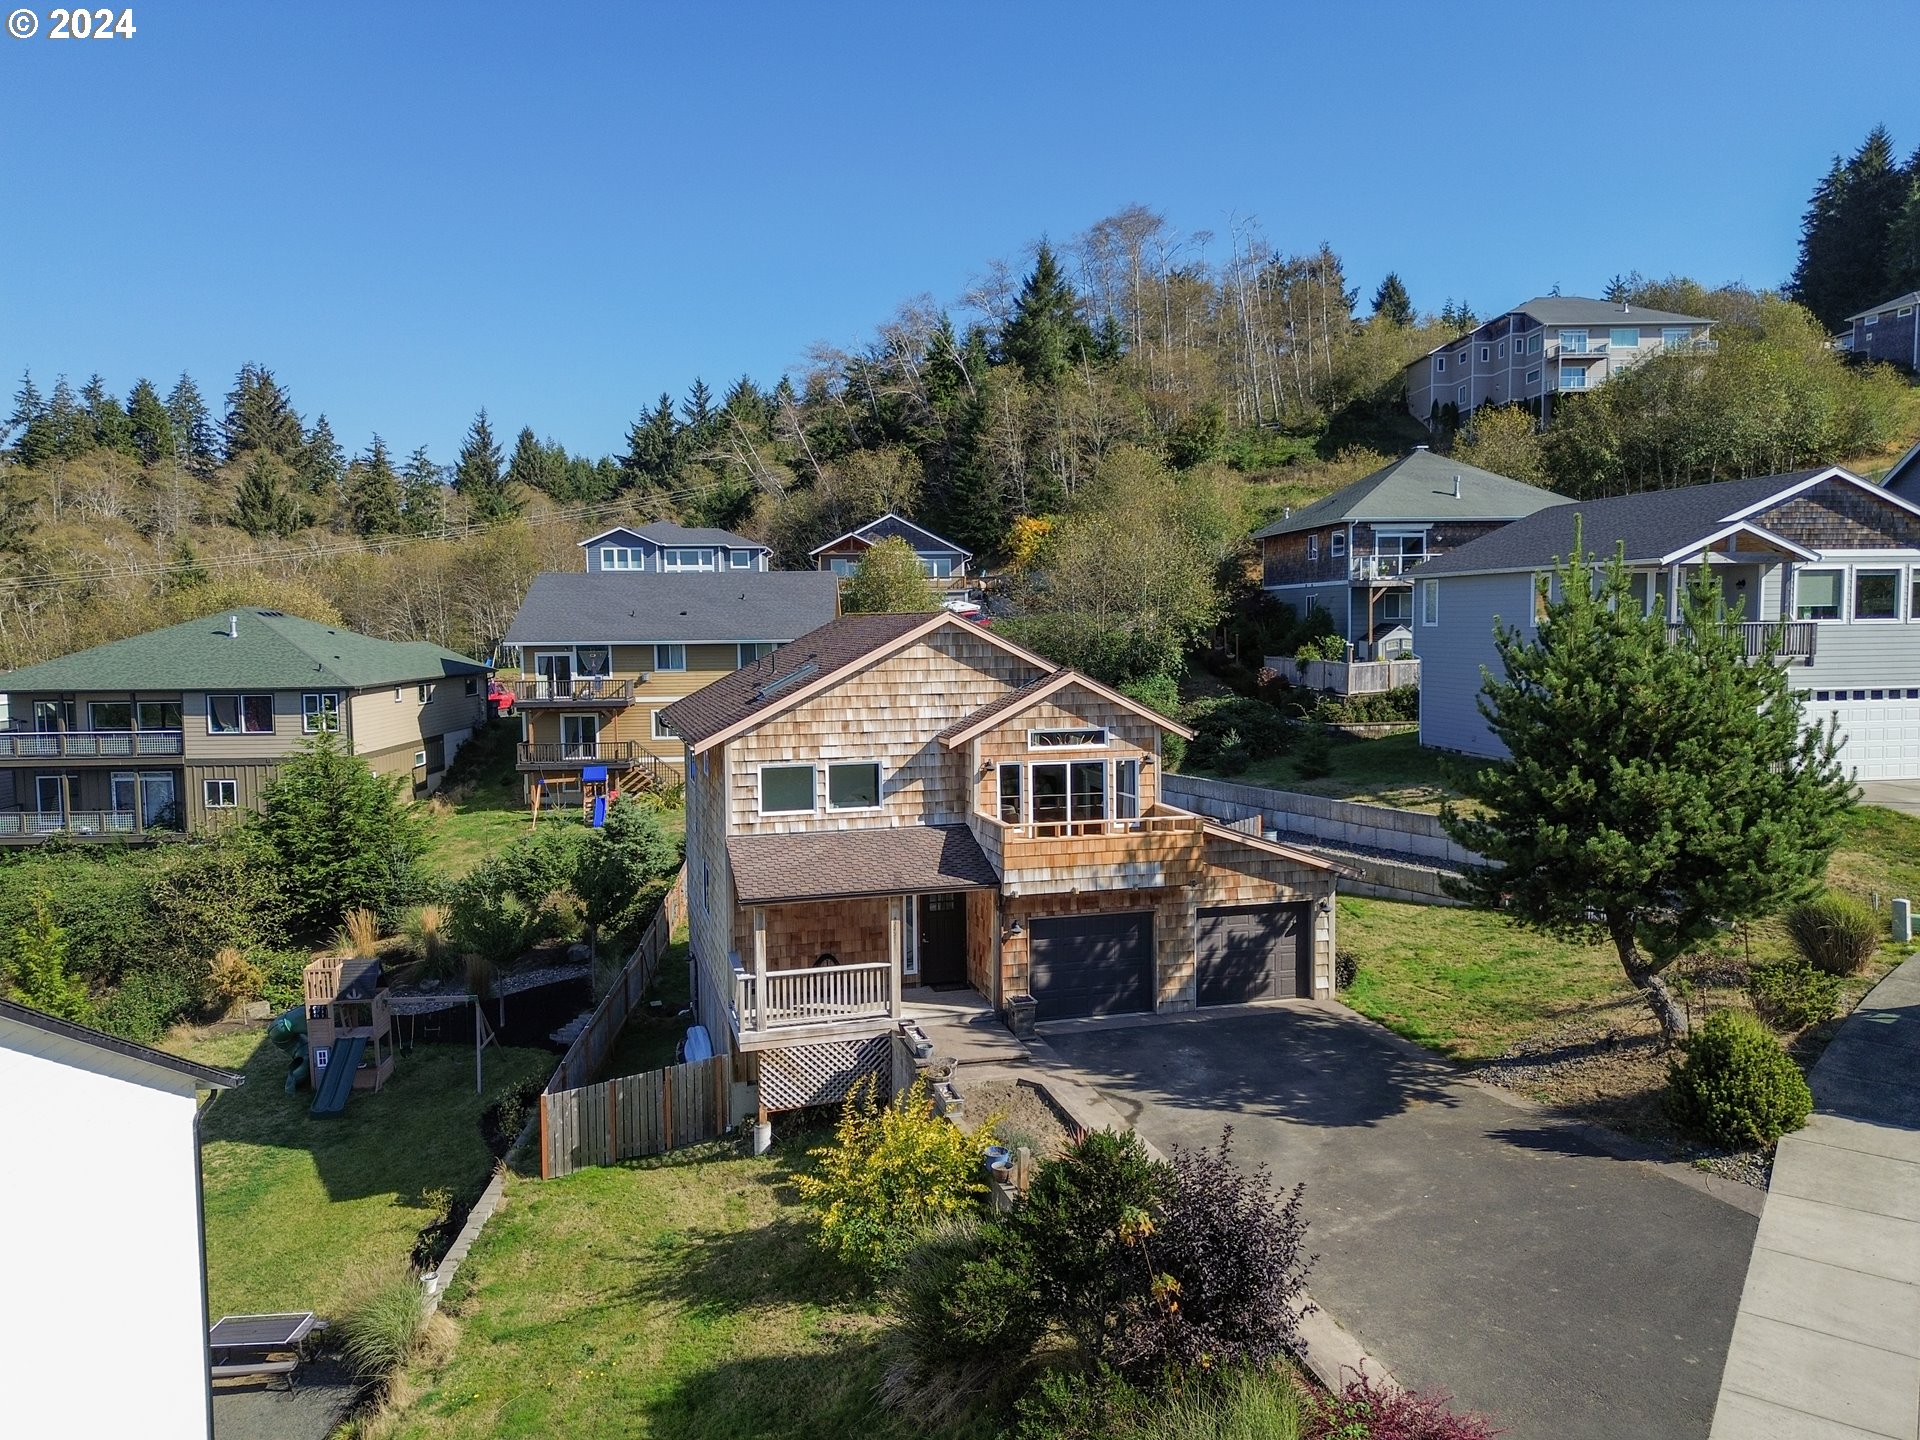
1628;572;1659;617
1496;340;1505;359
1435;354;1446;374
1525;368;1541;384
208;693;274;734
1115;758;1140;820
1330;531;1347;558
920;555;954;578
203;778;238;809
88;701;133;731
600;546;641;570
828;557;858;577
758;763;816;814
1028;727;1109;749
1866;313;1880;327
1795;568;1843;621
729;550;753;569
1661;326;1692;347
1456;384;1467;404
663;547;716;571
1559;365;1586;390
652;709;677;740
1307;534;1319;561
826;760;882;810
418;683;435;702
1610;327;1639;350
394;687;404;703
1561;329;1588;355
1479;345;1490;363
1855;569;1901;621
1530;334;1542;353
1909;572;1920;621
654;644;686;671
1902;307;1915;318
1419;578;1439;626
738;642;776;667
413;750;427;768
301;692;342;734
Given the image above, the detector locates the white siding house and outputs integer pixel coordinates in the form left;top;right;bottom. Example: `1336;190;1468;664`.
0;999;242;1439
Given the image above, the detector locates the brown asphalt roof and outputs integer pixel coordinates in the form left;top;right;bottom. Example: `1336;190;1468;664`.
727;824;1000;904
661;611;954;747
932;675;1055;743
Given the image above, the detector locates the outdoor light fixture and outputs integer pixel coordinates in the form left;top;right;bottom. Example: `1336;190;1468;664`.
1003;919;1025;940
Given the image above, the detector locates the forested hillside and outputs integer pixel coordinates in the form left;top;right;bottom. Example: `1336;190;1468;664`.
3;200;1916;677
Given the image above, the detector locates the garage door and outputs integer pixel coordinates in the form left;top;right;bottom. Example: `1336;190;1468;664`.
1810;688;1920;780
1197;903;1309;1006
1029;911;1155;1020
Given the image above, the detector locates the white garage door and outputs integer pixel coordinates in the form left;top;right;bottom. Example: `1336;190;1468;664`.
1809;688;1920;780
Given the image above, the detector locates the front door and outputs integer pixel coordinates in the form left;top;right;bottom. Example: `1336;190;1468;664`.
33;774;66;829
917;893;966;987
560;713;599;759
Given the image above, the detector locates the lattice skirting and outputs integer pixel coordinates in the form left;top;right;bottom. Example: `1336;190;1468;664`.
758;1035;893;1113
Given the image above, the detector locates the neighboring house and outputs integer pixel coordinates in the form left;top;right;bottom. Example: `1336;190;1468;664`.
1411;465;1920;779
661;611;1340;1114
1254;447;1566;655
580;523;772;575
1837;291;1920;368
809;513;973;582
501;570;841;801
0;610;491;843
1;998;242;1440
1404;297;1714;426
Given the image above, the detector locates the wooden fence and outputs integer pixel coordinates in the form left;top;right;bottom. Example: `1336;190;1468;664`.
545;867;687;1095
1264;655;1420;695
541;1053;735;1178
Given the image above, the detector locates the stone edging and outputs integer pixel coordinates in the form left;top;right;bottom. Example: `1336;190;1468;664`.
422;1118;541;1313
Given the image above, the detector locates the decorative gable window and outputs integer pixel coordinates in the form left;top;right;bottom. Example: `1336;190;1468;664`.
301;693;342;734
1028;727;1109;749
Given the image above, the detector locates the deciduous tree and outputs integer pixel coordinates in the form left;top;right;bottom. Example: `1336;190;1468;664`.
841;535;942;614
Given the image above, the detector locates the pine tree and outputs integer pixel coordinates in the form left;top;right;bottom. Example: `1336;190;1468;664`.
1370;273;1414;327
401;444;445;532
505;426;552;492
5;892;93;1025
125;378;176;465
164;539;208;592
1790;127;1911;330
346;436;403;535
165;372;217;469
1883;145;1920;298
454;409;521;523
223;363;304;462
1002;242;1095;383
81;374;135;454
1442;530;1855;1041
722;375;769;432
620;392;682;487
297;414;344;496
9;371;51;467
230;454;305;538
44;376;91;460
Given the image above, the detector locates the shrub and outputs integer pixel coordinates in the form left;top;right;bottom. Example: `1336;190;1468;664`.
1304;1373;1499;1440
1120;674;1186;770
1295;633;1348;664
1784;891;1880;976
1666;1010;1812;1149
794;1074;994;1276
575;797;679;952
479;1078;544;1158
488;823;590;914
882;1221;1040;1425
1335;949;1359;991
4;890;94;1024
1315;685;1419;725
203;946;265;1011
336;907;382;960
336;1267;429;1381
257;950;311;1010
447;877;543;973
1186;696;1294;772
1293;725;1335;779
1014;1364;1149;1440
97;968;195;1042
403;903;453;974
1747;958;1843;1030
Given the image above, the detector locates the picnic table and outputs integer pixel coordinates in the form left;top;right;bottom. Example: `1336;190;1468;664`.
209;1312;316;1392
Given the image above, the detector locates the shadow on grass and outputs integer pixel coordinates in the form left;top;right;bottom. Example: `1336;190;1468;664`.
640;1335;905;1440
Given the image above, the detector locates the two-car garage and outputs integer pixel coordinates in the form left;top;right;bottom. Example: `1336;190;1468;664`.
1027;902;1311;1020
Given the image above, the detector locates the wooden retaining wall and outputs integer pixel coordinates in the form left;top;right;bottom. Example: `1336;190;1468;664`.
541;1054;735;1178
545;867;687;1095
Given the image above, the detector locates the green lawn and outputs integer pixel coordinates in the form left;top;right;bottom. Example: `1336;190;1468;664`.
1186;730;1461;811
170;1028;552;1318
597;931;693;1080
381;1143;941;1440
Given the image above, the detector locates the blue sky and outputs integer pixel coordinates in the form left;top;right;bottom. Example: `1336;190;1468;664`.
2;1;1914;460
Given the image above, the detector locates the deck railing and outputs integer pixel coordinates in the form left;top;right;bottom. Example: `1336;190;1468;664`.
507;678;636;705
0;729;184;758
516;740;650;768
734;960;893;1033
1000;811;1204;842
1350;554;1419;583
0;811;182;839
1667;620;1817;661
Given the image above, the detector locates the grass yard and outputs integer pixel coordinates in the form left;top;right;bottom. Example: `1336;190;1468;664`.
1188;730;1463;811
596;932;693;1080
169;1028;553;1319
378;1141;945;1440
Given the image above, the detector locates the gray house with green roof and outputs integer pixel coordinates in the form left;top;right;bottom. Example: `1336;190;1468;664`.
1254;448;1566;655
0;610;489;842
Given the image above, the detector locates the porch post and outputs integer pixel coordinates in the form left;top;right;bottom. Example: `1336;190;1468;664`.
889;897;904;1017
751;906;767;1036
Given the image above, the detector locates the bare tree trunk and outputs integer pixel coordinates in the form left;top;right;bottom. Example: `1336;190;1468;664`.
1613;929;1689;1042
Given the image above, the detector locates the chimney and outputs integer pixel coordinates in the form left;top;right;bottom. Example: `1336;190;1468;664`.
1452;476;1462;499
227;614;238;639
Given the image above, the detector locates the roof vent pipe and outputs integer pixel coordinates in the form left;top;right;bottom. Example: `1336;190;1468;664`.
1452;476;1462;499
227;614;238;638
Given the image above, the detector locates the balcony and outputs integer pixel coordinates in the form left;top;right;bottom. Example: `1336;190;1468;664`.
516;740;653;770
506;678;637;707
1351;554;1421;583
0;729;185;759
0;811;184;844
983;807;1207;895
1668;620;1817;662
733;960;894;1038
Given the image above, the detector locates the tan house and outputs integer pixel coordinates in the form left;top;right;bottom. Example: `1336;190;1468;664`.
500;569;841;804
0;610;490;843
661;611;1340;1114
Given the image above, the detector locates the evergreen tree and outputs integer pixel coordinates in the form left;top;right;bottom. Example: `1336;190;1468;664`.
164;539;209;592
4;892;93;1025
1790;127;1910;330
222;363;303;462
346;435;403;535
1439;299;1478;333
44;376;91;460
401;444;445;532
1002;242;1095;382
1442;530;1855;1041
681;377;717;431
620;392;681;487
506;425;557;494
165;371;217;468
125;378;176;465
1882;145;1920;298
922;314;973;415
722;375;769;432
81;374;135;454
574;797;679;957
1370;273;1414;327
454;409;521;522
230;454;305;538
297;414;344;496
9;371;51;467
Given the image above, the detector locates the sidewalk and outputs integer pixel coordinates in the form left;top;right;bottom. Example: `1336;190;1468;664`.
1710;956;1920;1440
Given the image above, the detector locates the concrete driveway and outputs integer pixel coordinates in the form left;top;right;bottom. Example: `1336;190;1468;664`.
1861;781;1920;817
1042;1004;1759;1440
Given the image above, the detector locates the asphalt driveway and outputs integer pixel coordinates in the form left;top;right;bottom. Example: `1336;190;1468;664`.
1043;1004;1759;1440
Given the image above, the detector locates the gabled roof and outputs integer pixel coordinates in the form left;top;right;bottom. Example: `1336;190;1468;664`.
1253;449;1567;539
1201;822;1343;875
1845;291;1920;322
578;523;769;550
503;572;839;646
1409;466;1904;578
0;998;243;1092
1411;297;1712;362
0;611;486;695
808;512;973;559
935;668;1195;746
728;824;999;904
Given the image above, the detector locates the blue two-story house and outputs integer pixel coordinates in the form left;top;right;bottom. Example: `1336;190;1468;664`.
1410;465;1920;781
580;523;772;575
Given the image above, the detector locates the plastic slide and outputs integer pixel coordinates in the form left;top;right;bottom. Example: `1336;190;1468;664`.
309;1034;366;1116
267;1006;310;1093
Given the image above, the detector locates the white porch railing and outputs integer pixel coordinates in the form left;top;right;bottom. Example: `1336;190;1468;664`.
734;960;893;1033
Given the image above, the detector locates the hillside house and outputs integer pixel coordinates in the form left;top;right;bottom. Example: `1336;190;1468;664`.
580;523;772;574
661;611;1339;1114
0;611;489;842
1837;291;1920;369
809;513;973;584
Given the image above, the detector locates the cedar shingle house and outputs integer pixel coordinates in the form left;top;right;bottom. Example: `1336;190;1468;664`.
662;611;1340;1114
0;610;489;841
